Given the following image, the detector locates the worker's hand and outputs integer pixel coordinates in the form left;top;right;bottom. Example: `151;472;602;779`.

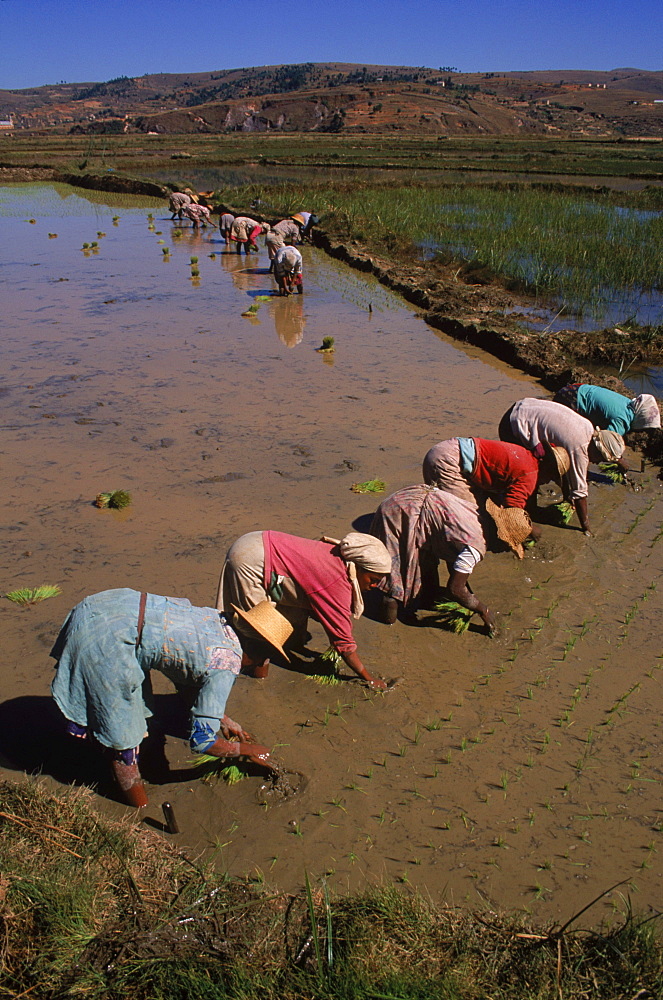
481;607;497;636
364;675;387;691
238;742;272;766
529;524;542;542
221;715;254;742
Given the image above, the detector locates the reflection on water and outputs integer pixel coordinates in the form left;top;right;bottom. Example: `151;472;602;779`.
0;181;164;217
272;297;306;348
624;366;663;397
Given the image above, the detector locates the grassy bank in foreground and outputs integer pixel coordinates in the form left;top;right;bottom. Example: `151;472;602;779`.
0;778;661;999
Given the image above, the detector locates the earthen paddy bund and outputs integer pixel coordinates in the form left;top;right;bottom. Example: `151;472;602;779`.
1;183;661;926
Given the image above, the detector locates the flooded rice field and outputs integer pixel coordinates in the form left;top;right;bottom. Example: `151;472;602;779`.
1;183;662;925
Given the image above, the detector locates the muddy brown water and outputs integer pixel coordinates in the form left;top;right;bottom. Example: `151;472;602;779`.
1;183;662;926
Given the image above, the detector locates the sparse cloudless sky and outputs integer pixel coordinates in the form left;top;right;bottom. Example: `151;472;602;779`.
1;0;661;90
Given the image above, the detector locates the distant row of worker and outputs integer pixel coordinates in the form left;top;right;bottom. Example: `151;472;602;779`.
167;189;316;296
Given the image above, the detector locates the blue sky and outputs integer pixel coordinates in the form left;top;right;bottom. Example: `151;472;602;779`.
1;0;661;90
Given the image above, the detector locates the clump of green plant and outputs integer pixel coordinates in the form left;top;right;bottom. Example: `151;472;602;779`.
81;243;89;249
191;753;247;785
94;490;132;510
162;247;170;256
96;231;106;238
4;584;61;606
190;256;199;265
241;295;271;317
112;215;119;222
316;336;335;353
599;462;627;484
551;501;575;525
190;267;200;278
350;478;386;494
432;600;474;633
307;646;343;685
48;232;58;238
172;228;182;237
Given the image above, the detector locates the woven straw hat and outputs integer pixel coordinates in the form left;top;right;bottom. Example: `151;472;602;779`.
231;601;293;661
547;443;571;483
485;498;532;560
291;213;306;225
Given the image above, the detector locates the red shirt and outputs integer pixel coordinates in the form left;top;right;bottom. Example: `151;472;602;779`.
471;439;538;509
263;531;356;654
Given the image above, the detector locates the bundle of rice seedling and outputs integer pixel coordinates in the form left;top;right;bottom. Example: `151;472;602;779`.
241;295;272;318
350;479;386;494
190;753;247;785
599;462;626;484
5;584;61;606
306;645;343;685
432;600;474;634
551;501;575;525
316;336;335;353
95;490;132;510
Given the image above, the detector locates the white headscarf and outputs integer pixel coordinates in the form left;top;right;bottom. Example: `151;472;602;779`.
322;533;390;618
629;394;661;430
592;428;625;462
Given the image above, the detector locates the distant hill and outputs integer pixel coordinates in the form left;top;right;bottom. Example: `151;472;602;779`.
1;63;662;137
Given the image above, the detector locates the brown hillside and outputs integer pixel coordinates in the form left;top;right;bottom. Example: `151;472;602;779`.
1;63;662;137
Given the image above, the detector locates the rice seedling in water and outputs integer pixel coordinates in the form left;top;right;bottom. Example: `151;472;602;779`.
190;256;199;265
48;233;58;238
307;645;343;685
5;584;61;606
432;600;474;633
241;295;272;317
162;247;170;256
94;489;132;510
190;267;200;278
349;478;386;494
316;336;335;353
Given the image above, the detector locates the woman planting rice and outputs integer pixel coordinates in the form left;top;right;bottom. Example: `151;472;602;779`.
370;484;531;629
230;216;268;254
553;383;660;437
50;589;286;806
273;244;303;295
499;397;625;536
216;531;390;690
423;436;569;521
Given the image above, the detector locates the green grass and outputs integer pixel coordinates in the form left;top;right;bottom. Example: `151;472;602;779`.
4;583;61;606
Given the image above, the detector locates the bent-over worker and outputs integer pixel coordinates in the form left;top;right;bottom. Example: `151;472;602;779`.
51;589;285;807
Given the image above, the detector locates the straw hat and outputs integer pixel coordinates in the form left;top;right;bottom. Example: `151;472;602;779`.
291;213;306;226
546;443;570;483
485;498;532;560
231;601;293;662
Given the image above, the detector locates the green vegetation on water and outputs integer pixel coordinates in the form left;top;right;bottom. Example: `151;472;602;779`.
4;583;61;606
349;478;386;494
1;778;661;999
